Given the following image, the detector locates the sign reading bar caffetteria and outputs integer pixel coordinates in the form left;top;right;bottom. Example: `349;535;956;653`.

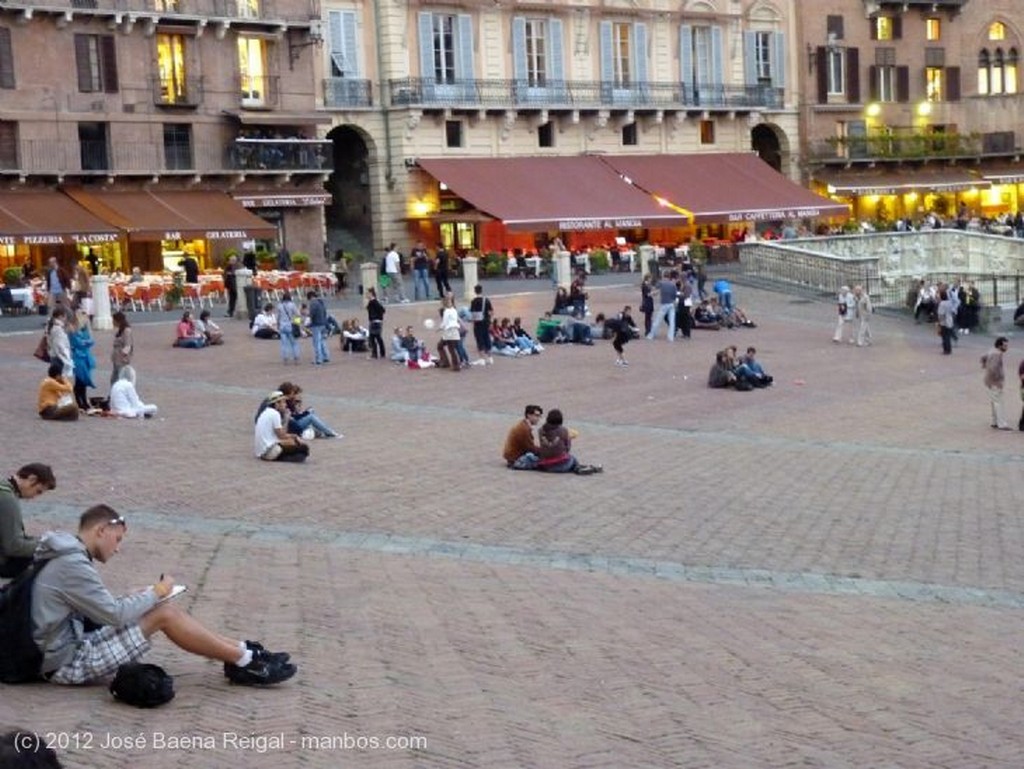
727;208;832;223
235;194;333;208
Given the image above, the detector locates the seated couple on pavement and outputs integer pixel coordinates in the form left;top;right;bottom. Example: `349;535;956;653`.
502;405;603;475
707;346;773;391
254;383;340;453
251;304;280;339
29;504;296;687
172;311;207;348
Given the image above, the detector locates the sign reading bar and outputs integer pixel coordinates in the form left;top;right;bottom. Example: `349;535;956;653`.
556;218;644;231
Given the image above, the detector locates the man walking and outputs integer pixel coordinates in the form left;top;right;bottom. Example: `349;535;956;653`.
982;337;1011;430
853;285;873;347
646;271;679;341
224;254;238;318
434;245;452;299
833;286;856;344
410;241;431;301
306;291;331;365
0;463;55;579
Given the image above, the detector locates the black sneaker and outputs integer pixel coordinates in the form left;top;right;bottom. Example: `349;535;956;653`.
246;640;291;665
225;657;297;686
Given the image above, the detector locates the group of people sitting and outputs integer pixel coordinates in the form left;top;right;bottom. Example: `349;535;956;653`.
39;362;158;420
253;382;341;462
502;405;603;475
707;346;774;391
173;310;223;348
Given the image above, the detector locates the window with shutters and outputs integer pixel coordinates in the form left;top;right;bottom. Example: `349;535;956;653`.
524;19;546;87
0;121;16;168
611;22;631;86
874;17;894;41
877;66;896;101
926;18;940;41
74;34;118;93
156;34;188;104
0;28;13;89
237;36;268;106
432;14;457;84
690;26;711;85
754;31;771;81
827;49;845;95
328;11;358;78
925;67;942;101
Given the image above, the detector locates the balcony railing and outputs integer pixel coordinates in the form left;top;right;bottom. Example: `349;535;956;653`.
151;75;203;107
385;78;784;110
227;138;331;172
805;130;1015;163
0;139;330;175
236;74;279;109
323;78;373;109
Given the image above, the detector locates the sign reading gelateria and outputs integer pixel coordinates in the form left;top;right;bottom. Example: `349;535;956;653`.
235;194;333;208
556;218;644;231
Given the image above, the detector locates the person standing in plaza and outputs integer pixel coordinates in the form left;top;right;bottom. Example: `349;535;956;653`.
439;294;462;372
45;256;70;312
276;291;301;365
982;337;1011;430
223;254;239;318
469;284;494;364
640;275;654;336
936;288;956;355
68;312;96;411
434;245;452;299
853;285;873;347
276;243;292;271
833;286;856;344
646;271;679;342
383;243;408;303
410;241;430;301
46;307;73;379
306;291;330;365
365;287;386;359
0;463;55;579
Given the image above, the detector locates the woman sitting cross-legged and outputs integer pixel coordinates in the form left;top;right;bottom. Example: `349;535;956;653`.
173;311;207;348
109;365;158;418
195;310;224;345
340;318;368;353
38;361;79;421
251;303;280;339
536;409;603;475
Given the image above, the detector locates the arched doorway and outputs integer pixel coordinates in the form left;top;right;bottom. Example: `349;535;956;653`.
751;124;782;171
326;125;373;259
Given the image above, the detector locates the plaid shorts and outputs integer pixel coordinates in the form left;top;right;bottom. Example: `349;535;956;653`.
49;624;151;685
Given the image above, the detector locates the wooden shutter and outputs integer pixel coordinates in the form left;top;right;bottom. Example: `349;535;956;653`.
0;121;16;167
101;35;118;93
868;64;878;100
0;28;13;89
816;47;827;103
869;19;877;41
633;22;648;86
892;16;902;40
417;12;434;82
599;21;613;84
679;25;693;91
548;18;564;84
846;48;860;102
772;31;786;89
74;35;94;92
512;17;526;83
456;14;474;84
946;66;960;101
710;26;723;87
896;65;909;102
743;30;757;85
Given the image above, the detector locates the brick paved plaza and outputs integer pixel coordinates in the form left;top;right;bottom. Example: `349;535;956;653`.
0;278;1022;769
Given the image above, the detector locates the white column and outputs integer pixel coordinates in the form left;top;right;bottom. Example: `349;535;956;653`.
461;257;479;303
235;268;253;320
555;251;571;290
360;261;379;308
90;274;112;330
639;245;656;280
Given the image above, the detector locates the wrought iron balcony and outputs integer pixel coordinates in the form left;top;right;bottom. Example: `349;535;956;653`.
806;129;1014;163
227;138;331;172
385;78;784;111
151;75;203;107
323;78;373;109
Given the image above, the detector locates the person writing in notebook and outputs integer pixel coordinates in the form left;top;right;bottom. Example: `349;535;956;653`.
31;504;297;687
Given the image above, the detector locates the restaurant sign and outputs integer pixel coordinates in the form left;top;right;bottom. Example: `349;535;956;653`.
163;230;251;241
556;218;644;231
235;194;333;208
0;232;119;246
727;208;830;222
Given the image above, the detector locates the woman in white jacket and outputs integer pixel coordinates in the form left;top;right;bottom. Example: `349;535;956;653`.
109;365;158;418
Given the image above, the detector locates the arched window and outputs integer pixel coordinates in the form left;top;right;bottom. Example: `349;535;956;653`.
993;48;1005;93
989;21;1006;41
1007;48;1019;93
978;49;990;94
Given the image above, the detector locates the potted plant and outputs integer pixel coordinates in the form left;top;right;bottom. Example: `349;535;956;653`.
590;249;609;273
163;272;184;310
291;252;310;272
3;266;22;287
256;251;276;272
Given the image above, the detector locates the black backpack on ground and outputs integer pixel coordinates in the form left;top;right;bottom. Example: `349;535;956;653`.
110;663;175;708
0;560;48;684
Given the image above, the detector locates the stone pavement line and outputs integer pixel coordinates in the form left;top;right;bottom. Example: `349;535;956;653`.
33;502;1024;611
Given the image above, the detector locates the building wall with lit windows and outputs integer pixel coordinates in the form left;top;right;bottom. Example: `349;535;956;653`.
795;0;1024;227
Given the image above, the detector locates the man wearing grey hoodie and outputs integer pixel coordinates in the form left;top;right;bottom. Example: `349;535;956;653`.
31;504;296;687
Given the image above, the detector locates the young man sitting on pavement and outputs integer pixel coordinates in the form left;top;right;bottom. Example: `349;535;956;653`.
738;346;773;386
0;463;55;579
503;405;543;469
692;300;724;330
254;390;310;462
31;504;296;686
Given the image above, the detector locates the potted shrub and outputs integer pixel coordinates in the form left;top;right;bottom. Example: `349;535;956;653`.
291;252;310;272
256;251;276;272
590;249;609;273
163;272;184;310
3;266;22;287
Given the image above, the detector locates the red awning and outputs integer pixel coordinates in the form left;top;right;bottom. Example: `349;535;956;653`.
0;191;120;246
416;156;688;231
63;189;278;241
601;153;851;223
